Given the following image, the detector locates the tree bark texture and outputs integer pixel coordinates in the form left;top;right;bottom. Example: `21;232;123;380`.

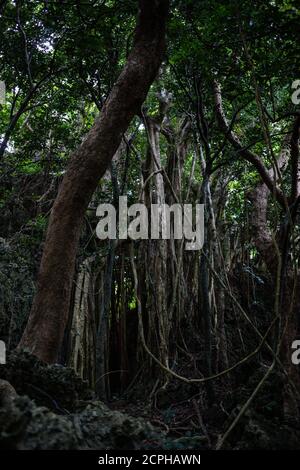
18;0;170;363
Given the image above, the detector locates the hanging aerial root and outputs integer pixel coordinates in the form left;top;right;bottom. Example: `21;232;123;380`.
129;244;278;385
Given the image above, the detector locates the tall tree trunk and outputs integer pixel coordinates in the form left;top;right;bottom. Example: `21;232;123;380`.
247;137;300;416
18;0;170;363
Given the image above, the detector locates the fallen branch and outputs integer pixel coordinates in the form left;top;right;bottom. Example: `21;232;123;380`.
216;360;276;450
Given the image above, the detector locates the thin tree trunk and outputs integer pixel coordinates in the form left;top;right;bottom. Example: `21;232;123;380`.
18;0;170;363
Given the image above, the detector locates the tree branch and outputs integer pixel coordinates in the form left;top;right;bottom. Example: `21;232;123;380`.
213;80;285;206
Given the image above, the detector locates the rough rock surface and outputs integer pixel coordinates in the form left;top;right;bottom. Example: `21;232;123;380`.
1;352;300;450
0;395;165;450
0;351;207;450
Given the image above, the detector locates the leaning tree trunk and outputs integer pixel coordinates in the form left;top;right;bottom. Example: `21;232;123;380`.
18;0;170;364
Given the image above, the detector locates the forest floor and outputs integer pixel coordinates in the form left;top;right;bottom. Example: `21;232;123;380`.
1;351;300;450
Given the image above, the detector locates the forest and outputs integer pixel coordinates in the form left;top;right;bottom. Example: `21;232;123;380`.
0;0;300;453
